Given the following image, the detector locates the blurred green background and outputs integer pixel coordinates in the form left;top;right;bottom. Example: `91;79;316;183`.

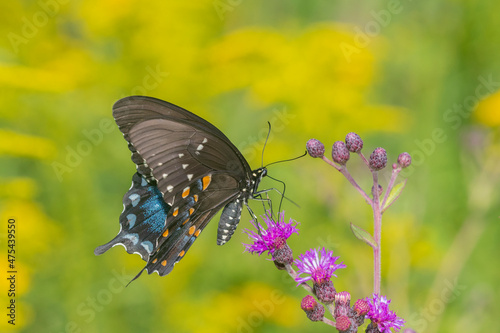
1;0;499;332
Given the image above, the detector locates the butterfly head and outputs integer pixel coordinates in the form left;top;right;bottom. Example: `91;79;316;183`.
254;167;267;180
249;167;267;193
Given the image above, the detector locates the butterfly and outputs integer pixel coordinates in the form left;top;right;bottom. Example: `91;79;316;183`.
94;96;269;280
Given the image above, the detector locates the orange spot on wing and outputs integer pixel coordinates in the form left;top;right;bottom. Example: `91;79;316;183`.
193;194;198;202
179;250;185;257
202;175;211;190
161;260;167;266
194;229;201;237
152;258;158;264
182;187;190;198
188;226;196;235
162;229;169;237
183;218;189;225
173;207;179;217
189;208;194;215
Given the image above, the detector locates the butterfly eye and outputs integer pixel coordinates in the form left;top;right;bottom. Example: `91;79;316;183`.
261;168;268;177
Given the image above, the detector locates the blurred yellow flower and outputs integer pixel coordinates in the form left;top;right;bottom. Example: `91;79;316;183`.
206;24;409;135
474;89;500;127
0;177;37;200
0;129;57;159
0;199;61;256
0;60;85;92
167;282;300;332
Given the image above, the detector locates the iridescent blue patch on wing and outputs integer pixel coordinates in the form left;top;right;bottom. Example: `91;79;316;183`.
185;196;195;208
194;178;203;191
139;186;169;234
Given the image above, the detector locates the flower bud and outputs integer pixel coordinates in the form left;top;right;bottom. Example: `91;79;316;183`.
353;299;369;326
272;238;294;265
354;299;370;316
306;139;325;158
335;315;351;331
332;141;350;165
301;295;316;311
345;132;363;152
334;291;351;318
369;147;387;171
301;295;325;322
313;280;336;303
397;152;412;168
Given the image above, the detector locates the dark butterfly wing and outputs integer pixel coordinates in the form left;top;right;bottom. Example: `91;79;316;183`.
94;172;170;260
96;96;260;279
112;96;251;184
138;173;241;278
128;118;249;198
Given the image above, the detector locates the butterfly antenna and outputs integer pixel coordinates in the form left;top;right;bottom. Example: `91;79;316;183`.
262;152;305;221
261;122;272;167
264;151;307;168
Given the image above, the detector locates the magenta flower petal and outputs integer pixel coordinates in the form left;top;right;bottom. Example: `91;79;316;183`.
294;248;346;285
243;211;299;257
365;294;405;332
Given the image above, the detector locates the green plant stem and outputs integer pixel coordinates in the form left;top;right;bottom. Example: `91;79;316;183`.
381;166;401;210
285;264;313;293
321;155;373;205
372;171;382;295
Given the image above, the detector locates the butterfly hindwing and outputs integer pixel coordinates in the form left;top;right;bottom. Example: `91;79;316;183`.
134;174;240;278
94;172;170;260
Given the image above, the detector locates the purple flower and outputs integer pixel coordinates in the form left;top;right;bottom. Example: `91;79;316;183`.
243;211;299;258
294;248;346;285
365;294;405;333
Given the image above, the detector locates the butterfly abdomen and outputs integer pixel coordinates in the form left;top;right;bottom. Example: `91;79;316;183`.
217;198;244;245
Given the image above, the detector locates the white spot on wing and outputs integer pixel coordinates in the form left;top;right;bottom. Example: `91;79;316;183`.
162;173;168;179
167;185;174;192
127;214;137;228
141;241;154;254
157;162;163;166
129;194;140;207
123;233;139;245
197;144;204;151
202;138;208;143
187;174;193;181
178;153;184;158
182;164;189;169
